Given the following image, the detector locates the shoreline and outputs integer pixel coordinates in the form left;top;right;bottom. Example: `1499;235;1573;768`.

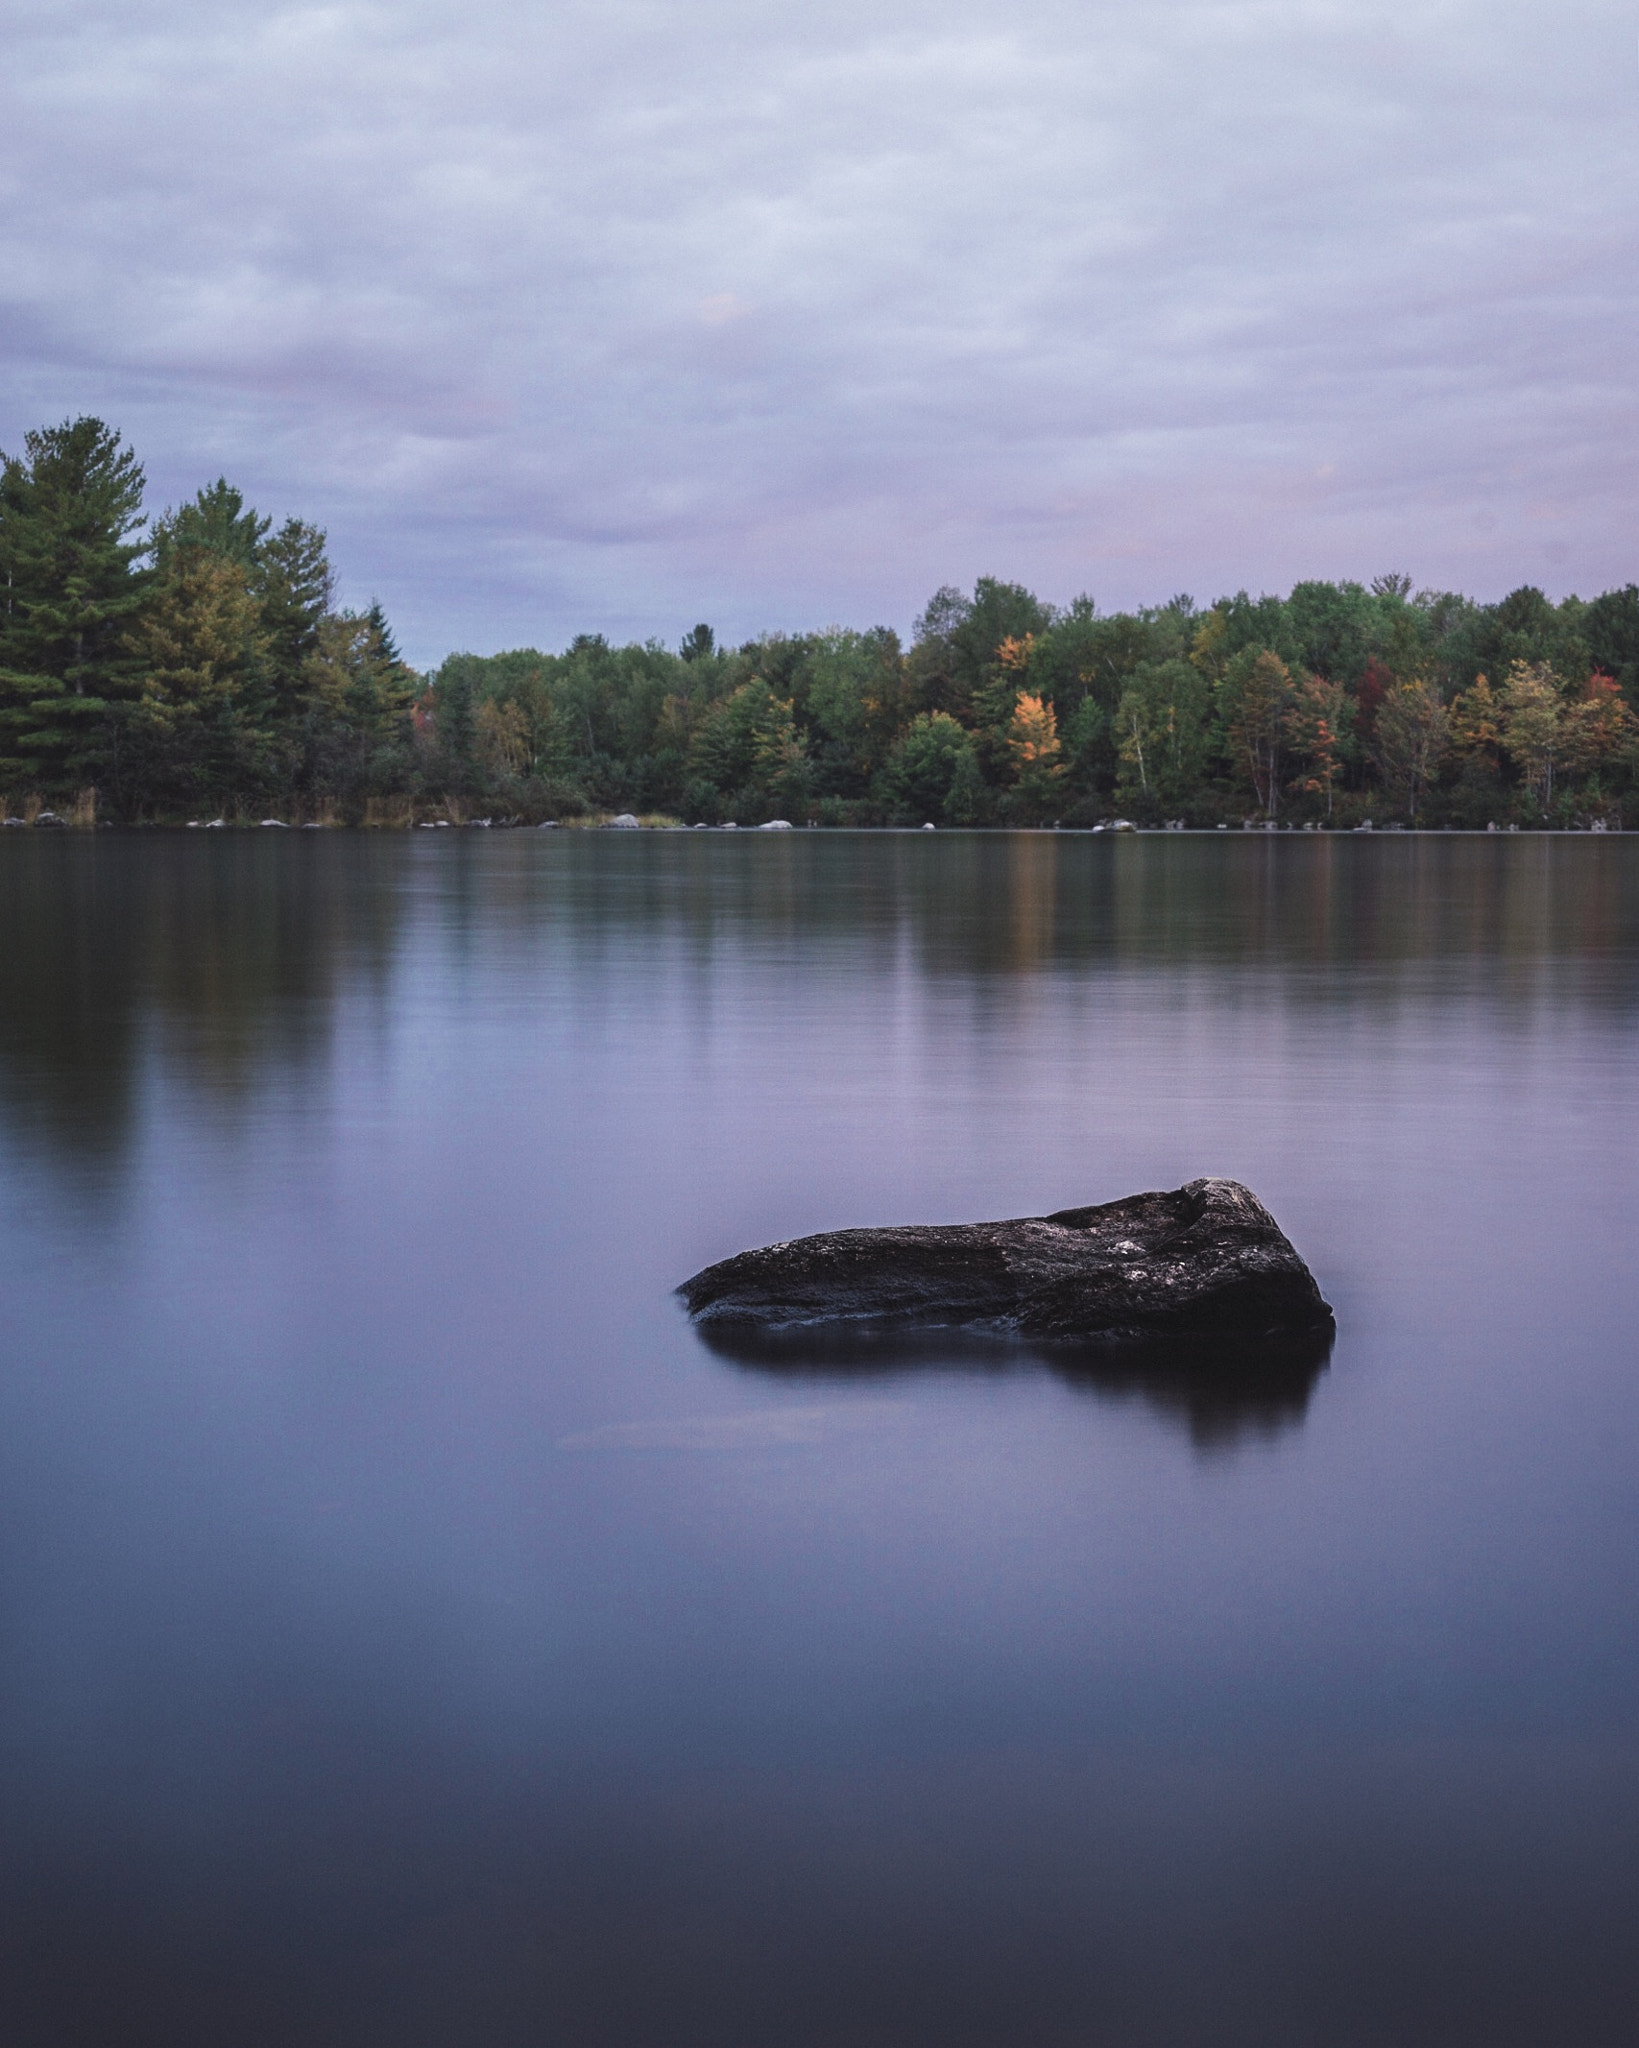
0;819;1630;838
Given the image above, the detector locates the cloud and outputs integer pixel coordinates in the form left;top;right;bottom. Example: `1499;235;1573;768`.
2;1;1634;661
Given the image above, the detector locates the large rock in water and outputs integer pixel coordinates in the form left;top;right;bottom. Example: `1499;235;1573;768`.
679;1178;1331;1343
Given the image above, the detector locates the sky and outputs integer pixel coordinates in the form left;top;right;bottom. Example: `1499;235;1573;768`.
3;1;1636;665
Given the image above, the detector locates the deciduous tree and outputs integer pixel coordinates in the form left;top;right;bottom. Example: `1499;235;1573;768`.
1006;691;1064;821
688;678;808;818
1500;661;1569;814
1448;673;1503;768
1220;648;1296;815
1284;673;1349;817
1113;658;1208;816
1370;678;1449;822
876;711;978;823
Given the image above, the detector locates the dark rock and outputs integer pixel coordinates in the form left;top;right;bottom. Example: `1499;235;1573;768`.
679;1178;1331;1343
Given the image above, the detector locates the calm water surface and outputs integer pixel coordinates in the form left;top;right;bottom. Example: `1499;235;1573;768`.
0;832;1635;2045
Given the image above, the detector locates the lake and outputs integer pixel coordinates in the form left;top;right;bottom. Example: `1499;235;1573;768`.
0;830;1635;2045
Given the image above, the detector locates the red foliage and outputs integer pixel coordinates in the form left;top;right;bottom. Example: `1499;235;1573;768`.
1354;658;1392;739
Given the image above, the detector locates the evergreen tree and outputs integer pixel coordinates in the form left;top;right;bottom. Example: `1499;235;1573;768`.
152;478;270;569
126;548;271;811
432;656;478;793
3;411;1635;827
256;519;333;734
365;599;408;672
302;611;418;801
0;417;149;790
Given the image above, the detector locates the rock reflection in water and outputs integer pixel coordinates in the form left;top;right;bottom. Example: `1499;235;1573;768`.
694;1318;1333;1449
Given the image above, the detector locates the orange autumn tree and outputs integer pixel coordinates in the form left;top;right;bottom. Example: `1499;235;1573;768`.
972;631;1038;735
1006;691;1064;821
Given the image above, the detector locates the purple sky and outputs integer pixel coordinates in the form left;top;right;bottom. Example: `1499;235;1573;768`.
4;1;1635;664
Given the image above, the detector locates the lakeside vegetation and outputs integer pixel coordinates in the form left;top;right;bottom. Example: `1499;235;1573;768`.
4;416;1638;829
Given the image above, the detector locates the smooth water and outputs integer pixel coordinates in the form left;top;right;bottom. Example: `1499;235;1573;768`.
0;832;1635;2046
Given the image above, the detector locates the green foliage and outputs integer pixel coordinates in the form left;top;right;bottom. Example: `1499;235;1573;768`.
258;519;334;739
1112;659;1209;817
1218;647;1298;816
687;677;807;820
1059;694;1112;813
2;416;1635;828
302;611;418;802
1371;678;1450;823
1584;585;1639;701
153;478;270;569
1473;586;1588;685
0;417;150;786
126;547;270;808
907;578;1049;723
432;654;479;792
876;712;979;823
801;628;905;794
1286;580;1378;683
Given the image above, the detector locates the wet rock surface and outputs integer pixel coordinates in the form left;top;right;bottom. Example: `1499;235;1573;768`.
679;1177;1333;1344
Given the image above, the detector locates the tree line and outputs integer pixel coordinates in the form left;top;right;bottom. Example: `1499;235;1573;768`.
0;418;415;821
4;416;1637;826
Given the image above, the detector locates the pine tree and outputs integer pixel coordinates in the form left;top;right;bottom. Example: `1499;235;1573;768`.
365;599;407;671
432;657;478;793
127;548;271;811
152;478;270;569
256;519;333;733
0;417;149;790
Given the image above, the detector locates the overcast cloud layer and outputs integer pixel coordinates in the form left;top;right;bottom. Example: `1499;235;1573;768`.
3;1;1635;661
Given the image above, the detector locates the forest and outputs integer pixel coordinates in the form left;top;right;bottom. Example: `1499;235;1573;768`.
4;416;1637;829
